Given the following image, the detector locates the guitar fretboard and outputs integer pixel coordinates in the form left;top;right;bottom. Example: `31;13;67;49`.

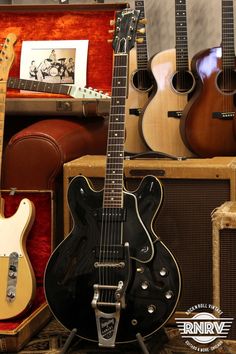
103;54;128;209
175;0;189;71
7;77;71;95
135;0;148;70
222;0;235;68
0;82;6;183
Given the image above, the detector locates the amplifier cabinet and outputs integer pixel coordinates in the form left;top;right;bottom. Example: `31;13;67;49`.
212;202;236;341
63;156;236;314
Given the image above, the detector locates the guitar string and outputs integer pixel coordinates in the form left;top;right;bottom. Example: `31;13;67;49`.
222;0;227;112
136;0;146;92
222;0;233;114
100;54;127;306
176;0;188;112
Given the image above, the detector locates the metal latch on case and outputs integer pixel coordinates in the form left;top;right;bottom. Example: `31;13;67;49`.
56;101;72;112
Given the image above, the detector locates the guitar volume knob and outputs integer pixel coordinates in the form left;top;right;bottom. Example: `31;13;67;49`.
148;305;156;314
159;267;168;277
165;290;174;300
141;281;149;290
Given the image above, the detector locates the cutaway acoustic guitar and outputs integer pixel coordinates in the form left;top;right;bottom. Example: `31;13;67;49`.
180;0;236;157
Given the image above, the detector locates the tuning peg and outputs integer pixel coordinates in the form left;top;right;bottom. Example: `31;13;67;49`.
110;19;115;26
136;38;144;44
139;18;148;25
108;29;115;34
137;28;146;34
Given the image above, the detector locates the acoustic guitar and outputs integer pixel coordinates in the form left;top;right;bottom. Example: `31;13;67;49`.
180;0;236;157
44;9;181;348
0;34;36;320
141;0;195;157
124;0;153;153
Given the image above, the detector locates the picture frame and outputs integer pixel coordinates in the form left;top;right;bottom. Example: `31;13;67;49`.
20;40;89;87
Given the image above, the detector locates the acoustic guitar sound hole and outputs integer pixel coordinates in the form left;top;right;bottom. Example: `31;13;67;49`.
132;69;153;92
171;70;195;94
216;69;236;94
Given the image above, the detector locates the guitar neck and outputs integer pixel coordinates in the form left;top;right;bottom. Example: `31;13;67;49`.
222;0;235;68
0;81;7;185
135;0;148;69
103;54;128;209
175;0;189;71
7;77;71;95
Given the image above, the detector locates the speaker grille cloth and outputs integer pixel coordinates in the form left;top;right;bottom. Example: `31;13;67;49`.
220;229;236;340
124;178;230;312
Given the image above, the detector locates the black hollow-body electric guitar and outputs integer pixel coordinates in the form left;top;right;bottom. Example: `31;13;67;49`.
44;9;181;348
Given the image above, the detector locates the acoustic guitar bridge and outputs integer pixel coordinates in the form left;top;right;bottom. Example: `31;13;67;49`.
212;112;235;120
168;111;182;118
129;108;141;116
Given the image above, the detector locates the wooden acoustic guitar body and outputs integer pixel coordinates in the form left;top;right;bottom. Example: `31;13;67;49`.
141;49;195;158
124;47;151;154
180;47;236;157
0;198;36;320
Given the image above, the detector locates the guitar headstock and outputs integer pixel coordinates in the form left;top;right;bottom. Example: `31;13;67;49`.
0;33;17;81
69;86;110;100
112;8;140;55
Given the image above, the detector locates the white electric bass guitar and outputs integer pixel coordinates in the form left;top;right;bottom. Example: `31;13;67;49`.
0;34;36;320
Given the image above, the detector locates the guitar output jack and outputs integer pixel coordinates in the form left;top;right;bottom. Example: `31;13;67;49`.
131;319;138;326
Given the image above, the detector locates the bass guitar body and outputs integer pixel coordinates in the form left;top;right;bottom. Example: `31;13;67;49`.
124;47;152;153
0;198;36;320
141;49;195;157
180;47;236;157
44;175;181;344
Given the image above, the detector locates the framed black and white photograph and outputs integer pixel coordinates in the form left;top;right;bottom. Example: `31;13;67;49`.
20;40;89;87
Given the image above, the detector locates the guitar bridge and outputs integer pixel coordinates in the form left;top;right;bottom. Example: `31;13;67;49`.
212;112;235;120
91;242;131;347
168;111;182;118
6;252;19;302
129;108;141;116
